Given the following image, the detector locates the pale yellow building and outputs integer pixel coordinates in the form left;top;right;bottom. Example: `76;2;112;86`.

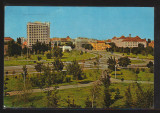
90;40;111;50
27;21;50;48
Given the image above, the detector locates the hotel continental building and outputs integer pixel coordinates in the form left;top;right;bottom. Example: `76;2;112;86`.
27;21;50;48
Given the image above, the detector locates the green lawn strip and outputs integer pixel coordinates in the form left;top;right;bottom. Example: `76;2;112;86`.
4;60;35;66
114;52;154;60
111;69;153;82
130;60;146;64
4;83;153;108
4;51;96;66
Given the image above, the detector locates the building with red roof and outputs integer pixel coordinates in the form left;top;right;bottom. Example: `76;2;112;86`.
148;41;154;48
110;34;147;48
4;37;13;42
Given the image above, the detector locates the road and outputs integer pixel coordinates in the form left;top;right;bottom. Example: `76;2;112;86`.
7;77;153;96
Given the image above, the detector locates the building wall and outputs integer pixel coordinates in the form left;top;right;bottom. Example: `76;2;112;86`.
90;42;110;50
27;21;50;48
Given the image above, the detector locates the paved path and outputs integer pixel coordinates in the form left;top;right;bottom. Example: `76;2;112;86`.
7;78;153;96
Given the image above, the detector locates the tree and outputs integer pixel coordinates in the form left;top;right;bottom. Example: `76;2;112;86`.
8;40;22;56
109;42;117;52
85;97;92;108
82;44;93;50
147;39;151;46
118;56;131;67
37;56;42;61
90;81;101;108
135;68;140;75
147;61;153;68
53;46;63;58
22;46;28;55
32;41;50;54
114;88;121;100
52;58;64;72
65;41;75;49
46;87;60;108
124;85;133;108
101;70;112;108
34;62;44;74
66;60;83;80
107;56;116;71
17;37;21;45
46;53;52;59
134;83;153;108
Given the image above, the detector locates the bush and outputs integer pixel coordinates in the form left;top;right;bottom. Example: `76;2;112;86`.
121;78;124;81
110;88;115;92
65;77;71;83
150;66;154;73
46;53;52;59
37;56;42;61
141;68;145;72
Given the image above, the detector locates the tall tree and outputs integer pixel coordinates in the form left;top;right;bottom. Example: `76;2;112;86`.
17;37;21;45
52;46;63;58
118;56;131;67
66;60;83;80
107;56;116;71
52;58;64;72
8;40;22;56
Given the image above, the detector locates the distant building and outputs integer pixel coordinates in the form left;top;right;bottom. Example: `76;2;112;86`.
50;36;71;47
27;21;50;48
59;46;72;52
110;34;147;48
4;37;13;43
148;41;154;48
75;37;90;49
4;45;8;55
90;40;111;50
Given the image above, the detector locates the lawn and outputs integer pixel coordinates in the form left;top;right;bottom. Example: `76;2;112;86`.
4;82;153;108
4;50;96;66
110;68;154;82
4;69;102;92
4;60;36;66
114;52;154;60
130;60;146;64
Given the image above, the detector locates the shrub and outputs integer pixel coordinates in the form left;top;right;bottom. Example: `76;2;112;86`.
121;78;124;81
110;88;115;92
37;56;42;61
141;68;145;72
150;66;154;73
46;53;52;59
65;77;71;83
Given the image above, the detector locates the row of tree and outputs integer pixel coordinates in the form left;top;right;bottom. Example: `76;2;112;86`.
107;42;154;56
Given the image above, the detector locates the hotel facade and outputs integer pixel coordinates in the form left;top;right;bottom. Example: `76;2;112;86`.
27;21;50;48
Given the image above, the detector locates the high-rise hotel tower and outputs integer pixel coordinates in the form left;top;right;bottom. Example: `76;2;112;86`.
27;21;50;48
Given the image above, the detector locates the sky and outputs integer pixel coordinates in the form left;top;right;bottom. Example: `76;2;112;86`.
5;6;154;40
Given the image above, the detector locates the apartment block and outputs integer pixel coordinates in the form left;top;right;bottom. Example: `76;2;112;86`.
27;21;50;48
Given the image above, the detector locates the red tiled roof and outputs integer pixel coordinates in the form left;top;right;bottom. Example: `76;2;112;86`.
112;37;117;39
106;39;111;42
97;40;105;43
4;37;13;41
66;36;71;39
122;36;146;42
118;35;126;39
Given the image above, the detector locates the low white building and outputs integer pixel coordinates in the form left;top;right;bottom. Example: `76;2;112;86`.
60;46;72;52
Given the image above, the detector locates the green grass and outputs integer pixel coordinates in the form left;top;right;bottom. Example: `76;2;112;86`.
4;83;153;108
4;61;35;66
114;52;154;60
130;60;146;64
111;69;154;82
4;50;96;66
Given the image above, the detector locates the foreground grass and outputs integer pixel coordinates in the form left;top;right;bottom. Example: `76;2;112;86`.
111;68;154;82
4;69;102;92
4;83;153;108
130;60;146;64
